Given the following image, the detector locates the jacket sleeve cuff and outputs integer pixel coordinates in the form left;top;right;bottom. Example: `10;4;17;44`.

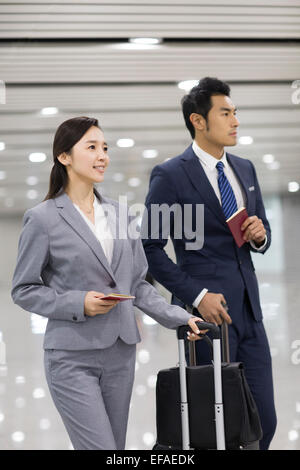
249;235;268;252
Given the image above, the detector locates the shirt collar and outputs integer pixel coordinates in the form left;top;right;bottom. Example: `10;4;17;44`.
192;140;228;171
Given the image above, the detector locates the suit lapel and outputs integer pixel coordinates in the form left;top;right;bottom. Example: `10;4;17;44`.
181;145;227;225
54;188;116;281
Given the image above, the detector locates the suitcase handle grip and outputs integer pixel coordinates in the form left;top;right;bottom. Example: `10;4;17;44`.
177;321;220;340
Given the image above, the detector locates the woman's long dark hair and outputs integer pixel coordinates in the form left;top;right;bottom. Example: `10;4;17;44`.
43;116;100;201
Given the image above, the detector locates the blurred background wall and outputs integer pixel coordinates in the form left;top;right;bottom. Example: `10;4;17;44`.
0;0;300;450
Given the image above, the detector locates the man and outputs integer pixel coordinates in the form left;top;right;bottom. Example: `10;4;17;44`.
142;77;276;450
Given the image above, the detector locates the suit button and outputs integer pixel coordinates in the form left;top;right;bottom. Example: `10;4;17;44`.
72;315;78;321
109;281;116;288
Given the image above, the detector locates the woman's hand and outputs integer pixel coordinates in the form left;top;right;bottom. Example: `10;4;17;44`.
187;317;208;341
84;291;120;317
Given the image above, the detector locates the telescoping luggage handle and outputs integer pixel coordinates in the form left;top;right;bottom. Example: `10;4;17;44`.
176;321;226;450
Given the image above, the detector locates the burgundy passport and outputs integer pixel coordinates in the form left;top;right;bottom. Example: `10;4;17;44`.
226;207;248;248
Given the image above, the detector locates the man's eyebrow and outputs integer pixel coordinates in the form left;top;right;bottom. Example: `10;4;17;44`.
84;140;108;145
220;107;237;112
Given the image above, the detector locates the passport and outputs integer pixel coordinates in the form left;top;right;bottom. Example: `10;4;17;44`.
100;293;135;301
226;207;249;248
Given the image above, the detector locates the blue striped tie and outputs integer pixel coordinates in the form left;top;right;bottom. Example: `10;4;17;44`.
216;161;238;220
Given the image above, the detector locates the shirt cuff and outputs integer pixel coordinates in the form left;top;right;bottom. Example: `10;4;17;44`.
249;235;268;252
192;288;208;309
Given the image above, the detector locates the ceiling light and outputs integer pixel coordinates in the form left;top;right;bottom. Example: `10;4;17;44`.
112;172;124;182
126;191;135;201
27;189;38;200
39;418;51;430
28;152;47;163
142;314;157;326
32;387;46;399
142;432;155;447
117;138;135;148
288;181;299;193
288;430;299;441
41;107;58;116
143;149;158;159
26;176;39;186
0;142;5;151
267;161;280;170
30;313;47;334
129;37;162;45
4;197;13;208
178;80;199;92
15;376;26;385
11;431;25;443
239;136;253;145
128;177;141;187
262;154;275;164
137;349;150;364
0;171;6;180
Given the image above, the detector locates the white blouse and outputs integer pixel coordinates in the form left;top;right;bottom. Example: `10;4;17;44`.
73;194;114;265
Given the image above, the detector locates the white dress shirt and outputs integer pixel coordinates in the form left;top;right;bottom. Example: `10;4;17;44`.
191;140;267;309
73;194;114;265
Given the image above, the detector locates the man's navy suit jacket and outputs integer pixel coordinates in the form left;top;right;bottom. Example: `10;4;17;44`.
142;144;271;324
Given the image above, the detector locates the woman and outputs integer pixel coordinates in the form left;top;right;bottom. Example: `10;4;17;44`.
11;116;202;450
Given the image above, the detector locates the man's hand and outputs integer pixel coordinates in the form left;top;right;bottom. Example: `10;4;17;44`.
241;216;266;246
197;292;232;325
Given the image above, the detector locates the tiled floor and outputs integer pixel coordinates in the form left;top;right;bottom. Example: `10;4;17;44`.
0;193;300;450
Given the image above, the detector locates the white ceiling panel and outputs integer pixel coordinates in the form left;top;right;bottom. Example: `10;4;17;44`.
0;1;300;214
1;0;300;39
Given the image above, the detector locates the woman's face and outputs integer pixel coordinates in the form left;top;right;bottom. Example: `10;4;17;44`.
60;126;109;184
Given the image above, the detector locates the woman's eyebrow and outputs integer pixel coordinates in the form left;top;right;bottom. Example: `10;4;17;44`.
84;140;108;145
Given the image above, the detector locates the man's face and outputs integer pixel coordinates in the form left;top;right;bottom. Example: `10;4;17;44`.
203;95;239;147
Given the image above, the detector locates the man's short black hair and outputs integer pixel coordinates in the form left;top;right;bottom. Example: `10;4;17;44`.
181;77;231;139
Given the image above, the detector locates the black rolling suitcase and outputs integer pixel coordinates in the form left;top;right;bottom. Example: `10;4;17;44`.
155;321;262;450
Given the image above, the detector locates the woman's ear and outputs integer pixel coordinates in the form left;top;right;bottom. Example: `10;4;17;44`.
57;152;70;167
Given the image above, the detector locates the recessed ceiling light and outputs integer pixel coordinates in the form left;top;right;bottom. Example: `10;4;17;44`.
0;142;5;151
41;107;58;116
112;172;125;182
11;431;25;443
4;197;14;208
288;181;299;192
262;154;275;164
26;176;39;186
27;189;38;200
128;177;141;187
117;138;135;148
129;37;162;45
143;149;158;159
32;387;46;399
267;161;280;170
239;136;253;145
0;171;6;180
28;152;47;163
178;80;199;92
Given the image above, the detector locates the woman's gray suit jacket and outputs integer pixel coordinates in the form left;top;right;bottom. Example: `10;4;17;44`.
11;188;192;350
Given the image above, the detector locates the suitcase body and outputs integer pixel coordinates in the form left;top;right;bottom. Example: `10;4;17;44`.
155;322;262;450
